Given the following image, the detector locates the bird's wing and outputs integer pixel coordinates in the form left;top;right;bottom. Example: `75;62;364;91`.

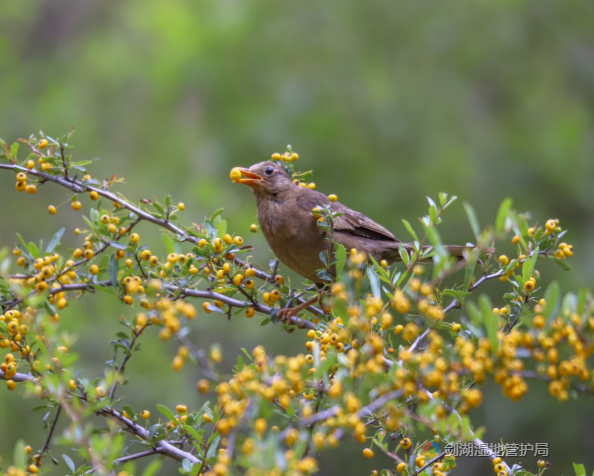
295;188;397;242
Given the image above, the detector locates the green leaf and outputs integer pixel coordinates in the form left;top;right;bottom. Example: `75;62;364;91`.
466;302;483;337
206;435;221;459
10;142;19;158
28;241;40;259
62;454;75;473
216;219;227;240
109;255;119;288
552;257;571;271
495;198;512;233
401;219;418;241
13;439;25;469
367;268;381;299
46;227;65;253
543;281;560;320
162;234;175;254
479;295;499;352
156;404;177;422
463;203;480;241
573;463;586;476
123;405;136;419
184;425;204;444
141;459;162;476
522;247;539;283
109;241;127;250
334;243;346;277
463;248;479;292
577;288;588;316
398;243;410;265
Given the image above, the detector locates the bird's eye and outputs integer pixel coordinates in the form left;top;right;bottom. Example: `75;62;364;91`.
264;166;274;176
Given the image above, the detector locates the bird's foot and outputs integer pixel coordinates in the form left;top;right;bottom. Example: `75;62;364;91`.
277;293;326;325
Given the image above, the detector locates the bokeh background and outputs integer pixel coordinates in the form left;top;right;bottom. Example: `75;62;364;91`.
1;0;594;474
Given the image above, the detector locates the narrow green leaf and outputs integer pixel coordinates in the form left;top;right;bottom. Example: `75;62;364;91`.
577;288;588;316
401;219;418;241
334;243;346;277
162;234;175;254
464;248;479;292
45;227;65;253
573;463;586;476
62;454;75;473
141;459;162;476
479;295;499;352
495;198;512;233
13;439;26;469
109;255;119;288
543;281;560;320
367;268;381;299
156;404;177;422
522;247;539;283
463;203;480;241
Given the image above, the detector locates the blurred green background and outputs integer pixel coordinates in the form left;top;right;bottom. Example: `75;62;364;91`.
1;0;594;473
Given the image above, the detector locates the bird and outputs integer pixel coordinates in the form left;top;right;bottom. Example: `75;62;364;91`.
231;161;484;319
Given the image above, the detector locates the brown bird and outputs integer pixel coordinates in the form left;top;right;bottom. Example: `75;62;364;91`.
232;161;478;318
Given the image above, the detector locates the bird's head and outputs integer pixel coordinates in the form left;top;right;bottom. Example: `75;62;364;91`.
230;161;294;198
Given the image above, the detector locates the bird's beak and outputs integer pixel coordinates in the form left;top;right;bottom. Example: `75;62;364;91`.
230;167;263;186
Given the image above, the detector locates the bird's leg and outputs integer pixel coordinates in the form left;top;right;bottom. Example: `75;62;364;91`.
277;291;327;324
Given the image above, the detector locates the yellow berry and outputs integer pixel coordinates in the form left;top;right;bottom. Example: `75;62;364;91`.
96;386;106;398
6;380;16;391
400;438;412;449
250;224;258;233
26;184;37;194
230;168;243;182
90;264;99;275
396;462;407;473
254;418;267;434
197;379;209;394
512;235;520;245
271;153;282;161
26;160;35;169
328;194;337;202
178;202;185;211
71;201;82;210
245;307;255;318
234;236;244;246
89;191;99;201
130;233;140;243
141;250;152;260
141;410;150;419
38;138;48;149
48;205;57;215
362;448;374;458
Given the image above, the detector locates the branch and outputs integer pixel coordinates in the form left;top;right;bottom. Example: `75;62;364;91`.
40;405;62;456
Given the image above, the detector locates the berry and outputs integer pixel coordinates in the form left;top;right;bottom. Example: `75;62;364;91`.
328;194;338;202
89;191;99;201
178;202;185;210
26;184;37;194
141;410;150;419
71;200;82;210
38;138;48;149
130;233;140;243
250;224;258;233
400;437;412;449
362;448;374;458
48;205;57;215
